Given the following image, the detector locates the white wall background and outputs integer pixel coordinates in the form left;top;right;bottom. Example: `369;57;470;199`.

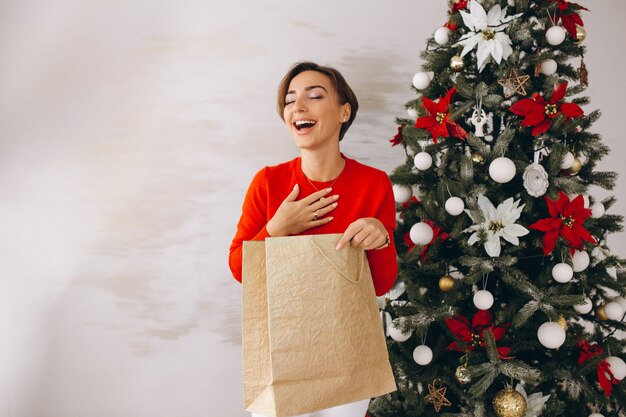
0;1;624;416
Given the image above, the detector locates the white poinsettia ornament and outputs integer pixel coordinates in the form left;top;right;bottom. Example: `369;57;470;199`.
466;195;529;257
454;0;522;72
515;383;550;417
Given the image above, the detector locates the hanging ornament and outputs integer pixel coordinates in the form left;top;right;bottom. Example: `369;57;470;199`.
578;58;589;86
546;25;566;46
540;59;558;76
434;27;451;45
489;157;516;183
470;108;491;138
520;39;536;53
552;263;574;283
445;197;465;216
493;388;527;417
523;163;549;197
388;320;413;342
591;202;605;218
574;297;593;314
562;156;582;175
425;380;452;412
572;250;590;272
414;151;433;170
497;69;530;98
596;304;608;321
410;222;434;245
575;25;586;43
471;152;485;164
450;55;464;72
604;356;626;380
560;152;575;169
407;107;418;119
603;301;624;321
392;184;413;204
412;71;434;90
473;290;494;310
455;365;471;384
413;344;434;365
615;297;626;311
439;275;455;292
537;321;566;349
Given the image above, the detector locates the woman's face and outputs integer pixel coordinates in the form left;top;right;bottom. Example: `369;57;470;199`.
282;70;350;151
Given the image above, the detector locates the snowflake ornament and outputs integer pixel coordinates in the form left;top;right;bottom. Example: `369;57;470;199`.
454;1;522;72
466;195;529;257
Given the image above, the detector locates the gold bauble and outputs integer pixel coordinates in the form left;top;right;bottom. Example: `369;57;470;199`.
471;152;485;164
455;365;471;384
575;25;587;43
597;304;608;321
558;315;567;331
561;157;582;176
493;388;527;417
439;275;455;292
450;55;464;72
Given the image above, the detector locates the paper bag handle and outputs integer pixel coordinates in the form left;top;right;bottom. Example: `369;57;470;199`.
310;238;363;284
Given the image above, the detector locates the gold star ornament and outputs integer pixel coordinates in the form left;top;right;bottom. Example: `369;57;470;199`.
425;380;452;412
498;69;530;98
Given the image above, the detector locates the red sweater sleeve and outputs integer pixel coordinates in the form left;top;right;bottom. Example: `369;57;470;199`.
229;167;271;282
365;173;398;296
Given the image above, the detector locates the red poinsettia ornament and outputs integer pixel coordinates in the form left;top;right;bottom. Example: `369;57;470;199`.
577;340;618;397
445;310;511;358
509;82;584;136
451;0;468;13
420;219;450;260
549;0;589;38
577;340;604;365
529;191;596;255
415;87;467;144
389;126;404;146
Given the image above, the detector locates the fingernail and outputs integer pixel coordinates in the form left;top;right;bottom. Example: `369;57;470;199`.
294;184;298;189
335;244;341;251
326;188;332;192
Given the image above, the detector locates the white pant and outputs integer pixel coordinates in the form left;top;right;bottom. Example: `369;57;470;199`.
251;398;370;417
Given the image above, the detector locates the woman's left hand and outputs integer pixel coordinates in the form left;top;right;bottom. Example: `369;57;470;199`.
335;217;389;251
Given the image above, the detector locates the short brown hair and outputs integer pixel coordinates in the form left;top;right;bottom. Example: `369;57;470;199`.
277;62;359;141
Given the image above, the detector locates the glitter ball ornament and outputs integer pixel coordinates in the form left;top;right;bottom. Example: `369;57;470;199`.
604;301;624;321
472;152;485;164
546;26;566;46
489;157;516;183
450;55;464;72
410;222;434;245
414;151;433;170
604;356;626;380
434;27;451;45
596;304;608;321
439;275;455;292
412;71;432;90
392;184;413;204
455;365;471;384
574;297;593;314
473;290;494;310
575;25;586;43
552;263;574;283
537;322;566;349
572;250;590;272
591;202;605;218
493;388;527;417
540;59;558;76
445;197;465;216
413;345;433;365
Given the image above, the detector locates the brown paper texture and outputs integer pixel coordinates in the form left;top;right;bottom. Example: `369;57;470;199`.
242;234;396;417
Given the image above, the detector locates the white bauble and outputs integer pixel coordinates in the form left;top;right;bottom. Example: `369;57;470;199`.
407;108;418;119
546;26;566;46
604;301;624;321
388;321;413;342
591;202;605;218
393;184;413;204
574;297;593;314
434;27;451;45
560;152;575;169
414;152;433;170
540;59;558;76
537;321;566;349
412;71;431;90
489;157;516;183
552;263;574;283
473;290;494;310
614;297;626;311
413;345;433;365
445;197;465;216
605;356;626;380
410;222;434;245
572;250;590;272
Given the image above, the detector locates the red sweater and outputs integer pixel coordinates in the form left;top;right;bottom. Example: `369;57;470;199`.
228;153;398;296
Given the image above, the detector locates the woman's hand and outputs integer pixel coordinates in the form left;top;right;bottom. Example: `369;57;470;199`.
266;184;339;237
335;218;389;251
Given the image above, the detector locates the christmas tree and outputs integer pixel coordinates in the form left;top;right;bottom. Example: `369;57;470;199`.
371;1;626;417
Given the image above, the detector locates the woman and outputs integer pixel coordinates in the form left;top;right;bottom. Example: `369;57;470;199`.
229;62;398;417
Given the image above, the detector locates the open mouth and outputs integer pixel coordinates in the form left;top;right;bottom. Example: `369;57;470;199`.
294;120;317;131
